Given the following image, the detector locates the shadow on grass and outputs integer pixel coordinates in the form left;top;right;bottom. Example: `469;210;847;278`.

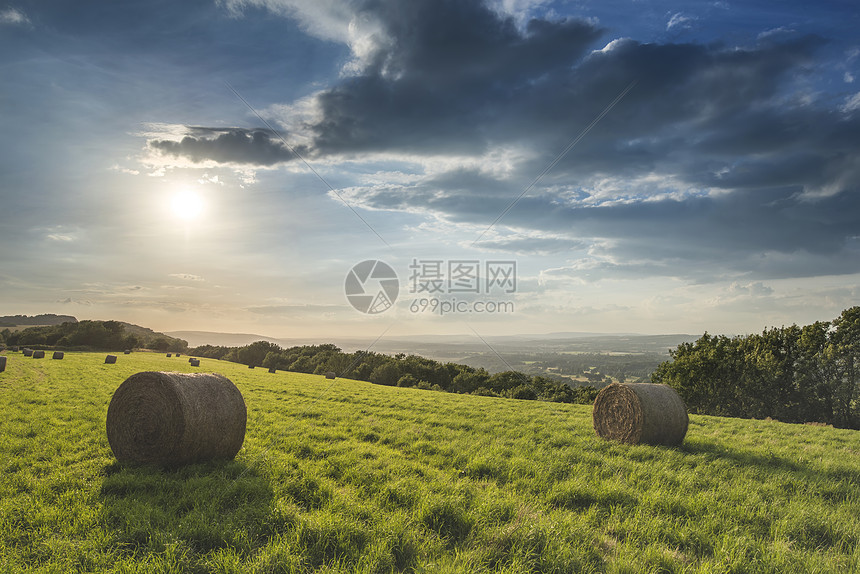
98;458;276;560
679;440;805;473
679;439;859;488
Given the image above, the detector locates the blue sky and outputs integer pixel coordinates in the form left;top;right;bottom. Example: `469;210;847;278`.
1;0;859;339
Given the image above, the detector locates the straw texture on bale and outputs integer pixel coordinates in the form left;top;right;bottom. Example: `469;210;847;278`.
105;355;117;364
189;358;200;367
32;350;45;359
592;383;688;446
106;371;247;466
325;371;336;379
0;356;6;373
52;351;64;359
23;348;33;357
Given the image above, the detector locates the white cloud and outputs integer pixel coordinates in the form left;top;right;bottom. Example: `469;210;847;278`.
842;92;860;113
845;72;855;84
727;281;774;297
169;273;206;282
111;163;140;176
197;173;223;185
220;0;385;73
0;7;29;26
593;38;633;55
758;26;795;40
666;12;694;31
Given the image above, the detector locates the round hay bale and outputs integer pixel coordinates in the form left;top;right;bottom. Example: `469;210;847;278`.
105;355;117;364
106;371;247;466
325;371;336;379
32;350;45;359
52;351;64;360
189;358;200;367
0;356;6;373
268;367;276;373
592;383;688;446
23;348;33;357
124;350;132;354
176;354;182;358
166;353;172;357
248;365;255;369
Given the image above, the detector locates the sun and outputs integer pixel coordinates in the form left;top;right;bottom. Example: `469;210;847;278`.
170;189;205;221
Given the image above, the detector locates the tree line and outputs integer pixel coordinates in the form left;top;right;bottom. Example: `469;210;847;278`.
1;320;188;352
652;307;860;429
190;341;599;404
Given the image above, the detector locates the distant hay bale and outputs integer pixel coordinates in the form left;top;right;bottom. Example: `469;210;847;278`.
176;354;181;358
32;350;45;359
105;355;117;364
0;356;6;373
106;371;247;466
268;367;276;373
12;346;19;352
52;351;64;360
23;348;33;357
189;358;200;367
325;371;336;379
167;353;172;357
248;365;255;369
592;383;688;446
124;350;132;354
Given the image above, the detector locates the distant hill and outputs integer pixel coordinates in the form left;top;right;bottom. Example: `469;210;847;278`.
0;314;77;327
166;330;300;349
168;329;700;366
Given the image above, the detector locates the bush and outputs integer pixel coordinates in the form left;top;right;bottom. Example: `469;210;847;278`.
508;385;537;400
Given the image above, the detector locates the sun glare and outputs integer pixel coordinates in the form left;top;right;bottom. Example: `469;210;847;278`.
170;189;205;221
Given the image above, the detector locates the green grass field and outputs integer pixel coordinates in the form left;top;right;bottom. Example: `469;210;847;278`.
0;351;858;573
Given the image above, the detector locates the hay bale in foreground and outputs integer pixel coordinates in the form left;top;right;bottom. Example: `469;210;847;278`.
23;348;33;357
52;351;64;359
0;356;6;373
325;371;336;379
106;371;247;466
592;383;688;446
32;350;45;359
105;355;117;364
189;358;200;367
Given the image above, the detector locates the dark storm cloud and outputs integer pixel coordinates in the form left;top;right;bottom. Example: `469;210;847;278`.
308;0;604;155
149;127;297;166
289;0;858;279
152;0;860;280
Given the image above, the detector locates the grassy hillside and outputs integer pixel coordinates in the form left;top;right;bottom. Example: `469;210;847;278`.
0;350;857;573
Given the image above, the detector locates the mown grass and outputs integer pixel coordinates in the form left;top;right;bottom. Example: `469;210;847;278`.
0;350;858;573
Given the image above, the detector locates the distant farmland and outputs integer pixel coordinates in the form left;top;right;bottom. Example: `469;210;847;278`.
0;351;857;573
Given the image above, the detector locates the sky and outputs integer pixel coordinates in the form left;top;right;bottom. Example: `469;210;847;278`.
1;0;859;340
